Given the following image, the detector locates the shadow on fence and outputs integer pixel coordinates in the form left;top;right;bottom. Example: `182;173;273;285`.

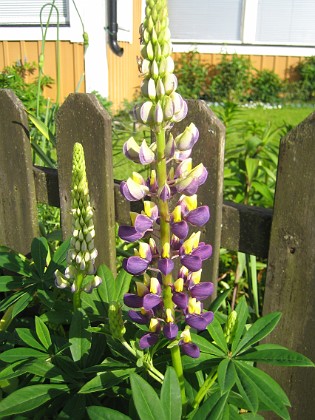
0;89;314;417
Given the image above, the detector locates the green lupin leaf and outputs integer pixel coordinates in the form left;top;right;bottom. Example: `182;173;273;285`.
96;263;115;303
79;368;135;394
192;389;229;420
130;372;166;420
0;347;48;363
87;406;131;420
160;367;182;420
0;384;69;416
16;328;47;352
207;316;228;353
231;296;249;354
35;316;52;351
233;312;282;355
236;344;314;367
234;362;259;413
217;359;237;394
31;237;49;278
114;268;132;302
69;308;91;364
234;361;291;419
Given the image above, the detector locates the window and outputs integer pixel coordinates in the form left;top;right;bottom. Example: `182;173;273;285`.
168;0;315;47
168;0;243;43
256;0;315;45
0;0;69;26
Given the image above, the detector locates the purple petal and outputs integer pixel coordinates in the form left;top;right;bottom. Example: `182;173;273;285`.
159;184;171;201
120;181;136;201
190;282;214;300
185;311;214;330
181;254;203;272
123;256;149;275
139;332;159;349
172;292;188;309
134;214;153;233
192;244;213;261
180;342;200;358
158;258;174;275
128;310;150;324
124;293;144;308
139;140;155;165
186;206;210;226
171;221;189;239
163;323;179;340
118;226;143;242
143;293;162;310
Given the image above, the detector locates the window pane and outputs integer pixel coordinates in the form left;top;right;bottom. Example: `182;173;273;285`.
256;0;315;45
168;0;243;42
0;1;69;25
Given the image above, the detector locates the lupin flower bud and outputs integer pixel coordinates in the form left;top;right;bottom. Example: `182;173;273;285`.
224;310;238;345
109;302;126;340
55;143;101;296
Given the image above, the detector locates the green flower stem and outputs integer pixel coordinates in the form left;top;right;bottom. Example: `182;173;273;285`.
0;305;14;332
171;345;187;408
121;339;164;383
156;128;187;403
192;369;218;409
73;272;84;310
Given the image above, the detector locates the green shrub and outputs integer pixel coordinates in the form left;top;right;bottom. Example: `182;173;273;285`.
208;54;252;102
250;69;283;103
175;50;210;99
0;61;53;113
295;56;315;101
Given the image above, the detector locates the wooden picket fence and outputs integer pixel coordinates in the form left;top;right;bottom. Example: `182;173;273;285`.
0;89;314;417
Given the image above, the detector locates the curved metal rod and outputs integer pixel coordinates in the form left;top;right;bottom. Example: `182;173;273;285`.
108;0;124;57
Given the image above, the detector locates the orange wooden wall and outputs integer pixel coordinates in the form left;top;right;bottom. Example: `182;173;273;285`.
0;40;85;102
107;0;142;111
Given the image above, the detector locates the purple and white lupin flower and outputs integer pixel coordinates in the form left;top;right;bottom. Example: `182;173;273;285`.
118;0;214;358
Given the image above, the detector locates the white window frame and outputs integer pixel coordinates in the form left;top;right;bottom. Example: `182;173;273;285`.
0;1;82;42
171;0;315;57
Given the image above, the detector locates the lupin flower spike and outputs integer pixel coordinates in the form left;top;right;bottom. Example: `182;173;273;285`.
119;0;214;367
55;142;102;308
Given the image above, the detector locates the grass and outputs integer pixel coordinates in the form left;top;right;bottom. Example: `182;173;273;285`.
112;104;314;181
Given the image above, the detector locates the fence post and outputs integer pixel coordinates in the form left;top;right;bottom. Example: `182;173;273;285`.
263;111;315;418
56;93;117;274
171;100;225;297
0;89;38;254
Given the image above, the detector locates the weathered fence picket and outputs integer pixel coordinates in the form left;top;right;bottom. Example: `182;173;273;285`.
262;112;315;419
0;89;314;417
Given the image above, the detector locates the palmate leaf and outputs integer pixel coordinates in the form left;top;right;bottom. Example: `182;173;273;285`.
0;347;48;363
191;333;226;357
57;394;86;420
160;367;182;420
130;373;166;420
0;247;32;276
114;268;132;302
207;289;230;312
35;316;52;351
44;238;70;280
234;361;291;420
96;263;116;303
0;275;32;292
11;290;34;318
69;308;91;364
207;316;228;353
192;389;229;420
31;237;49;278
236;344;314;367
217;359;237;394
233;312;282;355
0;384;69;416
234;362;259;413
87;406;131;420
231;297;249;354
79;368;135;394
16;328;47;352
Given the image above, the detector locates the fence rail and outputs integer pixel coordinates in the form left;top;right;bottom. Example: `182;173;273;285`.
0;89;314;417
